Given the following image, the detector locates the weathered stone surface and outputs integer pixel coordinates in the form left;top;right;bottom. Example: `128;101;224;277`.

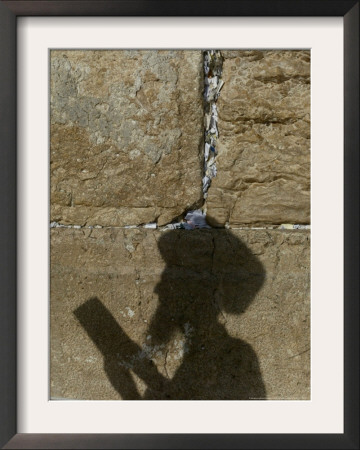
50;50;204;226
51;228;310;400
206;50;310;226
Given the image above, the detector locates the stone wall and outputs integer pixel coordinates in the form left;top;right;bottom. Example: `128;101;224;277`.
205;50;310;226
50;50;310;400
51;50;204;226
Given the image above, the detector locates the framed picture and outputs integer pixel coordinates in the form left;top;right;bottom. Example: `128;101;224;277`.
0;1;358;448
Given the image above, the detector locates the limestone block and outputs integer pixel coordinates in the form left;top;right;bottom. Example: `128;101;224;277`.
51;228;310;400
50;50;204;226
206;50;310;226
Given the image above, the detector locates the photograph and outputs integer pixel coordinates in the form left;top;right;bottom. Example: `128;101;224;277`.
1;1;359;446
50;49;311;401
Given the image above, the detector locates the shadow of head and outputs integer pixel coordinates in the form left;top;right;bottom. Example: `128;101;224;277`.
155;226;265;316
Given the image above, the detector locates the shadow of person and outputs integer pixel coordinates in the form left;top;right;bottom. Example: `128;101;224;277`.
74;227;266;400
143;228;266;400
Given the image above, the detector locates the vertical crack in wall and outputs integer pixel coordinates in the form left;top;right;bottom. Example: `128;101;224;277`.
202;50;224;199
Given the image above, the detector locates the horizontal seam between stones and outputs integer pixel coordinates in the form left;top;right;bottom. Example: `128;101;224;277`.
50;223;310;230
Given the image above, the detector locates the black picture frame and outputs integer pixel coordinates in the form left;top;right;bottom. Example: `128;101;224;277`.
0;1;358;448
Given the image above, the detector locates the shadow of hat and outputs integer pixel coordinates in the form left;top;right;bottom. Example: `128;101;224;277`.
156;215;265;315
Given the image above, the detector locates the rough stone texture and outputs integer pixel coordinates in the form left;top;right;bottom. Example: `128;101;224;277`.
206;50;310;226
50;50;204;226
51;228;310;400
